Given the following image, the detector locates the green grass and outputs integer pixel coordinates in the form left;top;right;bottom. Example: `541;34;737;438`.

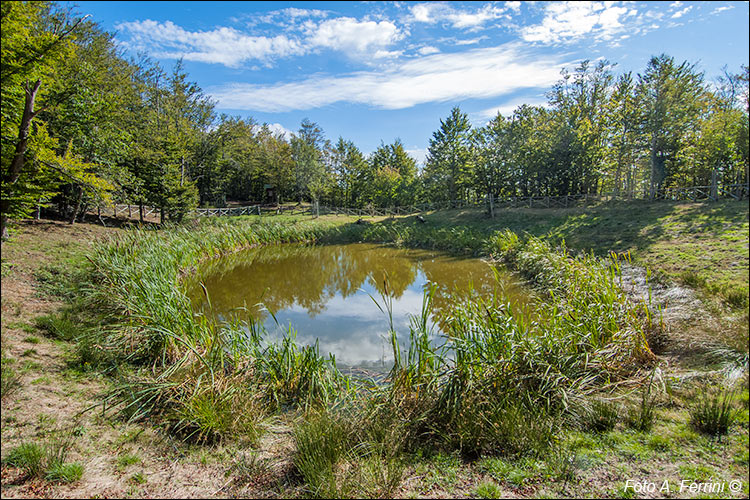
474;481;503;499
45;462;84;483
116;453;142;470
4;442;46;477
416;200;749;309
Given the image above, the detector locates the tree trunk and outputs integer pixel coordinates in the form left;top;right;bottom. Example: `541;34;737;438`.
1;80;42;241
69;186;82;224
649;136;666;200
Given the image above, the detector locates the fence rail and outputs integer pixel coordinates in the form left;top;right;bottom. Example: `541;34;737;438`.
97;183;748;221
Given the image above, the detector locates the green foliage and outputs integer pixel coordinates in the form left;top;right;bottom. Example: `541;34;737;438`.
423;106;473;203
35;312;78;341
3;431;82;483
293;410;351;498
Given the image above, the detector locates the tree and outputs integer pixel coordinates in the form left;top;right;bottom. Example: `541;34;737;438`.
472;113;515;216
290;118;327;206
365;139;418;207
423;106;473;204
547;60;614;195
329;137;367;207
606;72;641;197
636;54;706;197
1;1;109;238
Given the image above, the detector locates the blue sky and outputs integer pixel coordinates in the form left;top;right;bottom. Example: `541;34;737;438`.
67;1;749;165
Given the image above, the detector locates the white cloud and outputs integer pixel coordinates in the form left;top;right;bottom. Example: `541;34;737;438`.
117;15;405;67
208;43;568;112
407;3;509;30
305;17;405;54
454;37;487;45
521;1;634;45
670;6;693;19
116;20;305;67
710;5;734;15
405;148;428;166
475;96;549;120
263;122;293;139
246;7;330;28
417;45;440;55
505;2;521;14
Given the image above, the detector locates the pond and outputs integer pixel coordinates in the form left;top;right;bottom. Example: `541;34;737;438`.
187;243;534;372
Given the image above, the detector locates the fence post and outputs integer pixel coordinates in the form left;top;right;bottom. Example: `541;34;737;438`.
710;168;718;201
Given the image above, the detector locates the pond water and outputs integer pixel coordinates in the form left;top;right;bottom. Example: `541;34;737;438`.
187;243;534;371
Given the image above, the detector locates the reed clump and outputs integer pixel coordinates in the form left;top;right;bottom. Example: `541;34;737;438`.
85;219;351;442
365;230;659;458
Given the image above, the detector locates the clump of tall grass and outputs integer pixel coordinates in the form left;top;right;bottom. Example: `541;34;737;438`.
292;404;406;499
626;377;658;432
3;430;83;483
689;384;737;437
1;350;21;400
584;399;621;433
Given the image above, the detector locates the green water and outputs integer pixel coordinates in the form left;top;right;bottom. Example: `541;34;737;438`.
187;243;534;370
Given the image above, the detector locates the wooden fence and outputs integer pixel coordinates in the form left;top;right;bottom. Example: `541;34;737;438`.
97;183;748;221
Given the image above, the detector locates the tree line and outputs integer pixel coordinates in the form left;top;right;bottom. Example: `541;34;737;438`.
2;2;748;238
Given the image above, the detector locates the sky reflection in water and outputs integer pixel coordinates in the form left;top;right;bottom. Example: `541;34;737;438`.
187;243;533;370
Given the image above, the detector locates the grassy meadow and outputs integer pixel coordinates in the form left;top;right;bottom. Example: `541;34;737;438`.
1;199;748;498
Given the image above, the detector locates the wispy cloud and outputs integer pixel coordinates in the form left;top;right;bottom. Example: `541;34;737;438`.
710;5;734;15
236;7;331;29
208;43;568;112
407;2;511;30
521;1;637;45
670;6;693;19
